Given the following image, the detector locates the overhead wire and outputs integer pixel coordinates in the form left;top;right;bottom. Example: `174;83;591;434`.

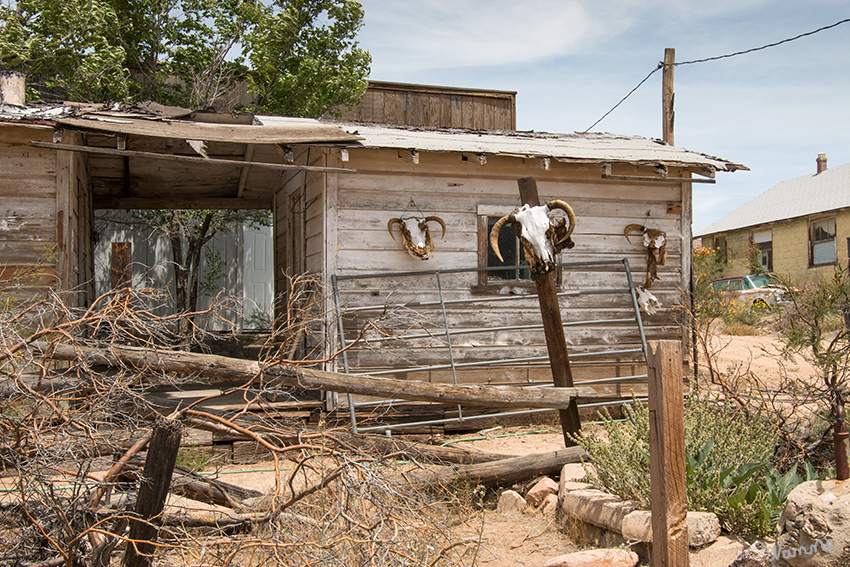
585;16;850;132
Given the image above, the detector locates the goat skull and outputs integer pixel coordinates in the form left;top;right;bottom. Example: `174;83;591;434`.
624;224;667;289
635;285;661;315
387;216;447;260
489;200;576;278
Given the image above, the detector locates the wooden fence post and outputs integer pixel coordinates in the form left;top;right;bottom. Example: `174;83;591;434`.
516;177;582;446
647;340;689;566
122;416;182;567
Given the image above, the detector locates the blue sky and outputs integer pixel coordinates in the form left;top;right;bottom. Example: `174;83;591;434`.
356;0;850;232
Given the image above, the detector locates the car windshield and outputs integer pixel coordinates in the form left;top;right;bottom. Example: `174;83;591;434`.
746;274;772;289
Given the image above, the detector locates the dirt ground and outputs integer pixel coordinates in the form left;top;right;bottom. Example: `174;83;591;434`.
162;331;817;567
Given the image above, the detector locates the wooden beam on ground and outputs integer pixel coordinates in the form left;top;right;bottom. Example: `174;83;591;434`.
408;446;587;487
33;342;598;410
647;340;689;567
31;141;357;174
516;176;582;446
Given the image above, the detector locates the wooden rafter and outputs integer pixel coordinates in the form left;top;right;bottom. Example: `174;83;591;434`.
31;141;357;174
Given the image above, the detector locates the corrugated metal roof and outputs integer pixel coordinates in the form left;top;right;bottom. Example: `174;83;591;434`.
292;119;745;172
695;161;850;237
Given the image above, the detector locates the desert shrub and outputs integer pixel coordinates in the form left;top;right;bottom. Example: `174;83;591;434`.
574;395;780;536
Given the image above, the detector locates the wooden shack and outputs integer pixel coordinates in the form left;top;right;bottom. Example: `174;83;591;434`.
0;88;745;426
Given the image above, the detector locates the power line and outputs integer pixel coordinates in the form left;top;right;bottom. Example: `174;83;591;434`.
585;64;661;132
585;17;850;132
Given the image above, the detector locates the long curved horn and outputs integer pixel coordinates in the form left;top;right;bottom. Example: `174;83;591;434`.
623;224;646;244
424;216;446;239
546;200;577;244
387;218;402;241
488;214;515;263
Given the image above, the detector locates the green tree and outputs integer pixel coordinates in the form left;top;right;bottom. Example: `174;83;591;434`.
0;0;371;114
4;0;370;332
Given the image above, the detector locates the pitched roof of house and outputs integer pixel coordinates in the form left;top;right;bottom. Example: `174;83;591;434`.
695;161;850;237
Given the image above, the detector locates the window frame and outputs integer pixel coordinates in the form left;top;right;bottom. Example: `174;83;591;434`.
809;217;837;267
475;206;561;290
714;234;728;264
752;229;773;272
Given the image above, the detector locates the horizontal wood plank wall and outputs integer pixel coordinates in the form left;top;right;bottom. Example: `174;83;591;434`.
0;124;59;295
332;149;686;386
334;84;516;130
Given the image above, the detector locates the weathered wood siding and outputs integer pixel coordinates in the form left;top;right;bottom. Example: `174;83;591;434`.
328;148;689;385
333;82;516;131
0;124;60;297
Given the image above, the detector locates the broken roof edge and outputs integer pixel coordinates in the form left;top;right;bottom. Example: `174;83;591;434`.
324;120;747;173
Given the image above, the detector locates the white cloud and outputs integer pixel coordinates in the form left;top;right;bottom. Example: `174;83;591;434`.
360;0;629;73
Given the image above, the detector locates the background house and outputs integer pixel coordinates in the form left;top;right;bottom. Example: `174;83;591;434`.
695;154;850;283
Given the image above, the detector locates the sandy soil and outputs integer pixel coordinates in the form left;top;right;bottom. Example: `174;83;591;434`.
706;331;818;387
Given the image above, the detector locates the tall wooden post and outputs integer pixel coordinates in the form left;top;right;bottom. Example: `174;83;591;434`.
647;340;689;567
662;48;675;146
123;417;182;567
517;177;581;446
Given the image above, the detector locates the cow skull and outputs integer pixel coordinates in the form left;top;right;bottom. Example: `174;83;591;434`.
489;200;576;278
387;216;447;260
624;224;667;289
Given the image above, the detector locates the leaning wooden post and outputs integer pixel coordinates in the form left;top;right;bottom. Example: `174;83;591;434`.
122;416;183;567
647;340;689;567
517;176;581;446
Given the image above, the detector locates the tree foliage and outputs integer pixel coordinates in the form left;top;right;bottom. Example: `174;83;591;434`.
0;0;371;116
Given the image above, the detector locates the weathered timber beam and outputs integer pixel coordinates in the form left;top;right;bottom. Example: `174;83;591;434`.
31;141;357;174
408;446;587;487
33;342;597;410
93;196;271;210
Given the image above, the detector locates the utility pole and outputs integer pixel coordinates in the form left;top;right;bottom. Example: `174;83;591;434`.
662;47;675;145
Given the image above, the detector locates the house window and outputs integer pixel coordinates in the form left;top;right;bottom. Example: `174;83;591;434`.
485;216;532;281
810;217;836;266
753;230;772;271
714;235;727;263
476;205;563;288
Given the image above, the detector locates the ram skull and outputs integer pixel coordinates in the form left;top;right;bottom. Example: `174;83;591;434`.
387;216;447;260
624;224;667;290
489;200;576;278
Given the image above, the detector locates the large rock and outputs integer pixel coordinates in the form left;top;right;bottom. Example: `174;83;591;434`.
527;477;560;507
728;540;773;567
496;489;526;514
689;536;746;567
775;479;850;566
543;548;639;567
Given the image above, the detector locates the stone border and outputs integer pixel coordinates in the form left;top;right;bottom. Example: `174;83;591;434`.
558;465;721;548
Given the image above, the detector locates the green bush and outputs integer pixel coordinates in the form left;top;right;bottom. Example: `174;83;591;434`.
574;395;781;537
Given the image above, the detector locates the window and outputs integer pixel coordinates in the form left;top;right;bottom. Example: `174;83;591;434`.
485;216;531;281
810;217;836;266
714;235;727;263
475;205;561;288
753;230;772;271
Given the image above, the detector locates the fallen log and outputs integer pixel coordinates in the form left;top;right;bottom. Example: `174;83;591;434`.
333;432;516;464
407;446;587;487
33;342;598;410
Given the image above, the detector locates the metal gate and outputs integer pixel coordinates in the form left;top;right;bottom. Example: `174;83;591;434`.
332;259;649;434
